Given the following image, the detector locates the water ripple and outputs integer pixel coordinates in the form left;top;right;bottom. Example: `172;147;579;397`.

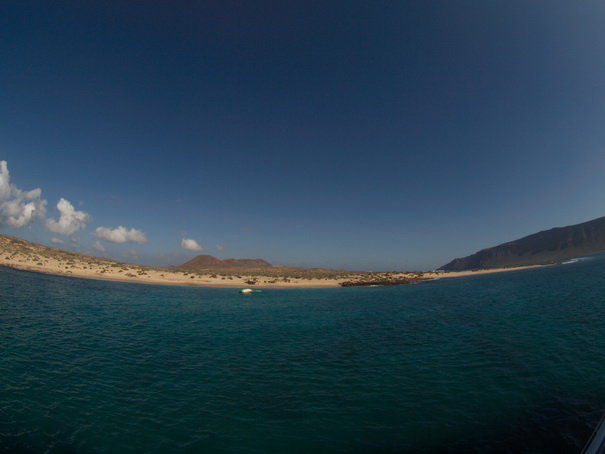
2;260;605;453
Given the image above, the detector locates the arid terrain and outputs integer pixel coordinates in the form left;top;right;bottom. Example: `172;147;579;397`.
0;234;545;288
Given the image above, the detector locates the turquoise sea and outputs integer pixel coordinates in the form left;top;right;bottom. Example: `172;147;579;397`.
2;254;605;454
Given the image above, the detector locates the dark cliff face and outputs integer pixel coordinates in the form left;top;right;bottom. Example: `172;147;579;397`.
177;255;272;270
439;216;605;270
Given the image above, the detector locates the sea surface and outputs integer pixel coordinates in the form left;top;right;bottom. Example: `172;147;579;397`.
2;255;605;454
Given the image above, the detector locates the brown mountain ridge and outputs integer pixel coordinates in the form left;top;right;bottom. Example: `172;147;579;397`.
440;215;605;271
177;254;272;270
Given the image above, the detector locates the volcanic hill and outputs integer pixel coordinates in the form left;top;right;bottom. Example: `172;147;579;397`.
177;255;272;270
440;216;605;271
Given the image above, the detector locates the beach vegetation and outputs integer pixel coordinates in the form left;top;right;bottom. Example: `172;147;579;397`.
0;233;448;288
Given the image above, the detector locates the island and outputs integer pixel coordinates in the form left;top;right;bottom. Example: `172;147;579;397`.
0;234;545;289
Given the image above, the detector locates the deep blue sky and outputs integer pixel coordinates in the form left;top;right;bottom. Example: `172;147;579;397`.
1;1;605;270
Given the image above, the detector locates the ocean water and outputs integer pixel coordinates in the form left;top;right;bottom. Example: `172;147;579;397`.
2;255;605;454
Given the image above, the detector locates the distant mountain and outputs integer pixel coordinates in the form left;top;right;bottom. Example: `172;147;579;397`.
439;216;605;271
177;255;272;270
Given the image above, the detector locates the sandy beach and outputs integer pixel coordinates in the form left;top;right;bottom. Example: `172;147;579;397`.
0;234;545;289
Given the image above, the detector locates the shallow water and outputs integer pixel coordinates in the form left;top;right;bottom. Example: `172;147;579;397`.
2;254;605;453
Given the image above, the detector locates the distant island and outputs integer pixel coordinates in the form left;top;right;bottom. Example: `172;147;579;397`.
440;216;605;271
0;234;542;288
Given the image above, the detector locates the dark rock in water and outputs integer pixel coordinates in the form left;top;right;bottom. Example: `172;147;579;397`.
440;216;605;270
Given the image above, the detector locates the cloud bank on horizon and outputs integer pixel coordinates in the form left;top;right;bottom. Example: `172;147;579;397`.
0;160;214;268
0;160;152;247
0;160;208;260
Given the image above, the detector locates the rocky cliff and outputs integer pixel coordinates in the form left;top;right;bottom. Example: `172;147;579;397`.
439;216;605;270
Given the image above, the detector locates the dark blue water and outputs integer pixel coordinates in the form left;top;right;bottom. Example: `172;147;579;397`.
2;255;605;453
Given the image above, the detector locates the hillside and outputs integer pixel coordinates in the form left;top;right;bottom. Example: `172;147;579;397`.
0;234;349;286
177;255;272;270
439;216;605;270
0;234;472;287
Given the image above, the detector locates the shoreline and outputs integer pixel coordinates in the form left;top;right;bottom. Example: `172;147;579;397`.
0;242;547;291
0;234;548;289
0;261;546;289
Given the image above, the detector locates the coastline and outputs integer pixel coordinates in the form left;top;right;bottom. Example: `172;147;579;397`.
0;234;547;289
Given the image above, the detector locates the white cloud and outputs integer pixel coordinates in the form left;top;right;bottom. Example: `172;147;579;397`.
181;238;204;251
45;198;92;236
0;161;47;228
93;226;148;244
92;240;106;252
215;244;224;251
51;237;65;245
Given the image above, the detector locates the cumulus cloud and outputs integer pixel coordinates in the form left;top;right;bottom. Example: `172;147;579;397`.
215;244;224;251
92;241;106;252
92;226;148;244
45;198;92;236
0;161;47;228
51;237;65;245
181;238;204;251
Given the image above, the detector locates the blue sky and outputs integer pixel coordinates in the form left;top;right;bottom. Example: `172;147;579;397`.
1;1;605;270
